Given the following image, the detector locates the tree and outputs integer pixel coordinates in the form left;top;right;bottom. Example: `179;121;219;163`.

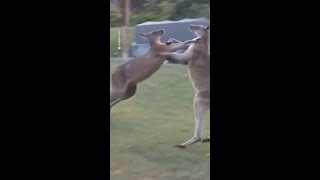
110;0;210;27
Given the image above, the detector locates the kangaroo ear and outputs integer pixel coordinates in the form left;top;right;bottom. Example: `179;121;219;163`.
140;33;148;40
205;26;210;31
140;33;147;37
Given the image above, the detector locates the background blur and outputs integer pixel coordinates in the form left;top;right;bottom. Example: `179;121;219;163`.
110;1;211;180
110;0;210;58
110;0;210;27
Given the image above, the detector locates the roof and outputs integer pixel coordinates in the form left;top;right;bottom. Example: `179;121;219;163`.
134;17;210;45
136;17;209;26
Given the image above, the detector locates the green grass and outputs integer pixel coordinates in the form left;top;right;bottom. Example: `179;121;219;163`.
110;27;135;57
110;60;210;180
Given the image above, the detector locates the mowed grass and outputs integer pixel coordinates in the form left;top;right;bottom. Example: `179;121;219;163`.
110;60;210;180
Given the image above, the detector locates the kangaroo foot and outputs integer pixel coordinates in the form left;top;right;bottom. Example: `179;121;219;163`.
202;137;210;142
173;144;186;149
173;138;202;149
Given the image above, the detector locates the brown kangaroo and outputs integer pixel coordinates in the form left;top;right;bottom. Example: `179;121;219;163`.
110;29;199;111
159;25;210;148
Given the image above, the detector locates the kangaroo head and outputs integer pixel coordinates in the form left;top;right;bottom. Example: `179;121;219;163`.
189;24;210;38
140;29;165;43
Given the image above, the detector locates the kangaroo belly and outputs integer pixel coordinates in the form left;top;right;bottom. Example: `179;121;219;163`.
188;62;210;92
135;67;160;83
128;59;165;84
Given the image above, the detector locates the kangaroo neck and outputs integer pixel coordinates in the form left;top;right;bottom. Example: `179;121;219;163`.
149;41;161;49
198;33;209;44
149;42;163;51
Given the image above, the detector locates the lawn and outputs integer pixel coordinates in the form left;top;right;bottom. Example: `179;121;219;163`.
110;60;210;180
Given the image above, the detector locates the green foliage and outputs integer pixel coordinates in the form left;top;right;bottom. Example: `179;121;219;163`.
110;0;210;27
110;8;122;27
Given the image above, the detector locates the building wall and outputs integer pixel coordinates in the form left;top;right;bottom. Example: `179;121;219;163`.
130;18;210;57
135;19;210;44
130;43;150;57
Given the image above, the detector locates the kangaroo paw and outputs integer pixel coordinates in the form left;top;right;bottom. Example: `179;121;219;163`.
192;37;201;43
165;41;173;45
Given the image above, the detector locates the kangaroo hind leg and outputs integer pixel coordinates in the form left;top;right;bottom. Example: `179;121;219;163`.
202;136;210;142
174;91;210;148
110;87;126;109
110;84;137;109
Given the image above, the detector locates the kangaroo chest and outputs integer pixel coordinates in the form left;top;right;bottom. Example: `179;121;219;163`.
188;59;210;91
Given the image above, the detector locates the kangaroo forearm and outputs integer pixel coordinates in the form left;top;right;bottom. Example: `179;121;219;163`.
166;54;189;65
169;44;186;51
166;57;186;64
169;41;190;51
168;38;182;43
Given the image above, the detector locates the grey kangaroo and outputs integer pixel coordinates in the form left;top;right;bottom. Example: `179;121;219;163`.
110;29;200;110
159;25;210;148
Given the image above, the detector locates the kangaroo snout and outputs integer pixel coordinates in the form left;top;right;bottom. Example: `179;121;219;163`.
189;25;196;31
157;29;165;35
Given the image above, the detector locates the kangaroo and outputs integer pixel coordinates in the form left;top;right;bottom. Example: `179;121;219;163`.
110;29;199;110
159;25;210;148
